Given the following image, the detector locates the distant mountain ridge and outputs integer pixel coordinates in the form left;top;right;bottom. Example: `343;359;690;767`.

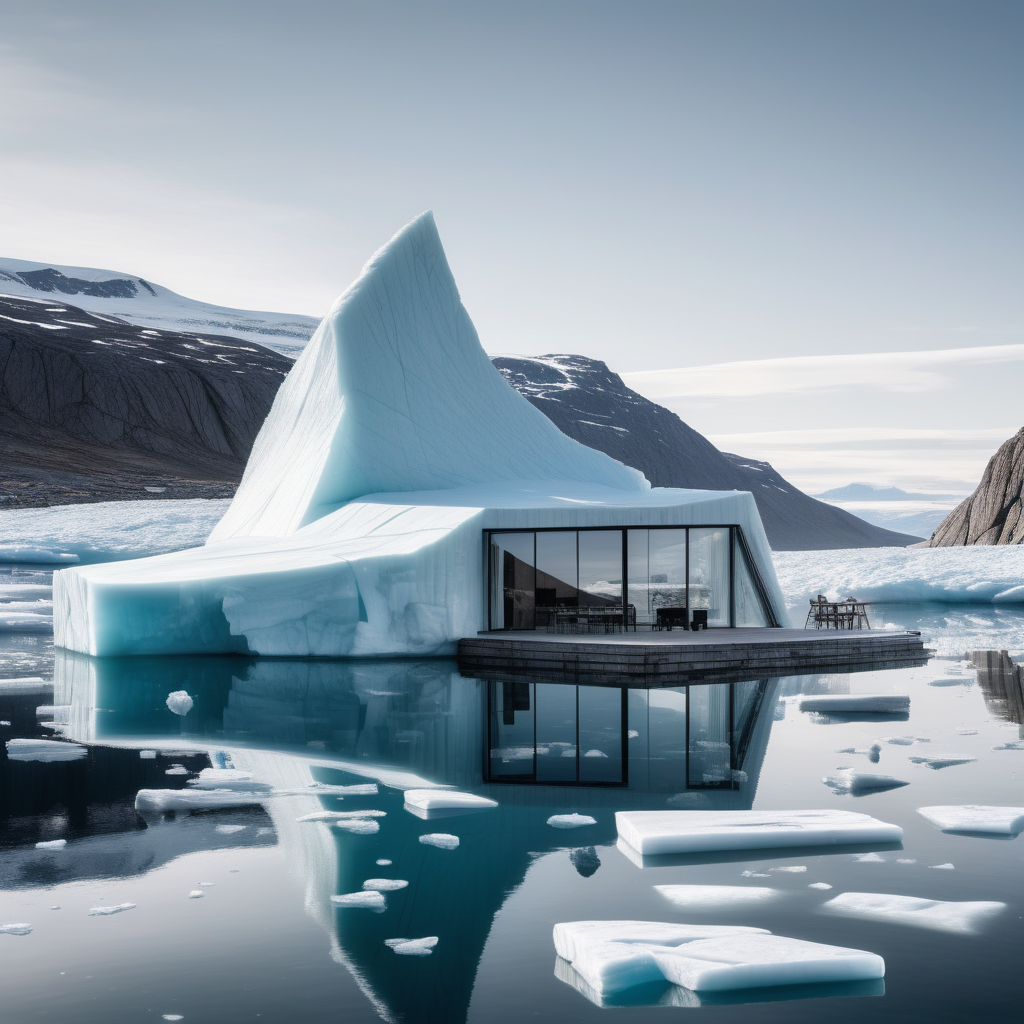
928;427;1024;545
816;483;966;502
492;354;920;551
0;257;320;356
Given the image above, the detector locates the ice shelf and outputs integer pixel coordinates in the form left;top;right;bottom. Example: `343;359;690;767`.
616;809;903;857
917;805;1024;835
51;213;786;658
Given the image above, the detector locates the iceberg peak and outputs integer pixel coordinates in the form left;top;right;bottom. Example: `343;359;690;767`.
211;212;647;540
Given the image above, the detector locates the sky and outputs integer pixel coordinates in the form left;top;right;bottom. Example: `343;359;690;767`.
1;0;1021;494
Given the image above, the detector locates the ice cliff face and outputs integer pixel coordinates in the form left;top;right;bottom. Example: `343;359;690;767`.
210;213;647;542
928;427;1024;546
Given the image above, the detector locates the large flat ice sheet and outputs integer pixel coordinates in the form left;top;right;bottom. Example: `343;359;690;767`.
917;805;1024;835
553;921;884;995
822;892;1006;934
616;809;902;857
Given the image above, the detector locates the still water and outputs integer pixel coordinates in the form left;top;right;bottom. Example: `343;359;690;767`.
1;566;1022;1022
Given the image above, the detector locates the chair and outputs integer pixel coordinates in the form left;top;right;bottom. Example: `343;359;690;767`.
690;609;708;631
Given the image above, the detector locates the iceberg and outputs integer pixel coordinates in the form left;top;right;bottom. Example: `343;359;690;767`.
616;809;902;857
552;921;884;995
403;790;497;812
52;213;785;658
822;892;1006;934
917;805;1024;836
655;885;782;908
799;695;910;714
165;690;193;716
823;770;909;795
6;738;86;762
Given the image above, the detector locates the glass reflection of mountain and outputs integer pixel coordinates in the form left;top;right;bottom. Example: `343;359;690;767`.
54;652;780;1024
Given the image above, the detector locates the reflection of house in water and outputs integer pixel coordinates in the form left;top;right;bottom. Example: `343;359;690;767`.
54;652;780;1024
971;650;1024;737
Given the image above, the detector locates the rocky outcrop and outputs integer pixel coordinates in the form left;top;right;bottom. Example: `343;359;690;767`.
927;428;1024;545
1;294;292;506
493;354;921;551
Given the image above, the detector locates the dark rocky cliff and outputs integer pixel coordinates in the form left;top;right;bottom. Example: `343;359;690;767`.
1;294;291;506
927;428;1024;545
493;354;920;551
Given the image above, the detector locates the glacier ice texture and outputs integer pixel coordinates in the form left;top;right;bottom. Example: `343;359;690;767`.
552;921;884;995
917;805;1024;835
52;212;785;658
821;892;1006;934
615;809;902;857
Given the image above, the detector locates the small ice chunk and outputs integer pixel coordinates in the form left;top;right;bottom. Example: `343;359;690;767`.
420;833;459;849
741;870;770;878
331;891;385;908
0;721;9;727
136;789;264;813
0;923;33;935
547;814;597;829
50;905;60;910
917;805;1024;835
387;936;438;956
799;694;910;714
552;920;884;995
929;863;955;870
769;865;807;873
809;883;833;890
627;730;639;739
583;749;608;758
214;824;248;834
835;747;874;756
6;738;86;762
296;810;386;822
824;770;909;794
897;858;917;864
188;890;204;899
334;819;379;834
878;735;915;745
616;809;902;856
165;765;189;775
403;789;497;811
655;885;781;908
139;750;157;759
376;858;392;866
88;903;136;916
908;754;976;769
853;852;885;863
823;892;1003;933
163;1017;184;1021
35;839;67;850
362;879;409;892
165;691;193;716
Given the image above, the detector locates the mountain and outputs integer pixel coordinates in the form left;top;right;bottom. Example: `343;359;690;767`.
492;354;921;551
0;257;319;356
815;483;965;502
927;427;1024;545
1;293;292;507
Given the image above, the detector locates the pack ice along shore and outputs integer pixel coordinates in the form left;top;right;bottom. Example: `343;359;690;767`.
52;213;786;658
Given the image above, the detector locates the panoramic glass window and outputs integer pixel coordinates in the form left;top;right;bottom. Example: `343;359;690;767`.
577;530;625;629
733;532;772;627
534;531;578;630
489;532;535;629
688;528;731;627
648;528;689;628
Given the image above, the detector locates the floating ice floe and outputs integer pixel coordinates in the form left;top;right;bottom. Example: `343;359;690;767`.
929;863;955;870
853;852;885;863
809;883;833;890
334;819;379;834
0;721;9;727
188;890;204;899
799;695;910;714
877;735;915;746
139;750;157;759
296;810;386;822
89;903;136;916
165;765;189;775
993;740;1024;751
215;824;248;835
362;879;409;892
769;865;807;874
917;804;1024;835
376;859;392;866
385;936;438;956
420;833;459;850
655;885;782;909
165;690;193;716
136;789;264;813
552;920;884;995
331;891;385;909
6;738;87;762
403;790;497;811
163;1016;184;1021
897;858;917;864
822;892;1004;934
615;809;902;857
548;814;597;829
35;839;67;850
0;923;33;935
823;770;909;795
908;754;976;770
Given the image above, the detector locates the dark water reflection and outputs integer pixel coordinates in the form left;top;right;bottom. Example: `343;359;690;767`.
0;651;1021;1023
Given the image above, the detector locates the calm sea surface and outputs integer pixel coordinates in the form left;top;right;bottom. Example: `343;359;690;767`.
1;563;1022;1023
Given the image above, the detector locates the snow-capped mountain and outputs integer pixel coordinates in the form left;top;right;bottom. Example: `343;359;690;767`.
0;257;320;356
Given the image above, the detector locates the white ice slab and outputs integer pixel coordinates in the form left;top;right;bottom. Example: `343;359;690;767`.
824;770;909;794
403;790;497;811
35;839;67;850
88;903;136;916
419;833;459;849
655;885;782;909
799;695;910;714
917;805;1024;835
548;814;598;829
822;892;1006;934
334;819;380;834
6;738;86;762
616;809;902;857
331;891;385;909
386;936;438;955
165;691;193;716
0;923;33;935
362;879;409;892
553;921;884;995
135;788;264;812
908;754;976;769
